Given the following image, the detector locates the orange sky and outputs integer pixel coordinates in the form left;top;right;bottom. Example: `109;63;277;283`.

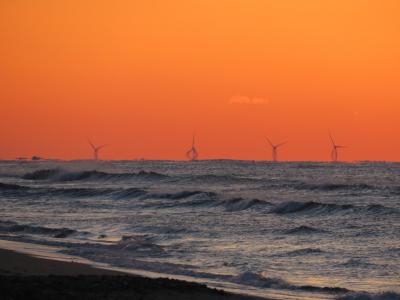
1;0;399;161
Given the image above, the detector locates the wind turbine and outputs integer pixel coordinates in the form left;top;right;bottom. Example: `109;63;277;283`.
87;138;106;161
267;138;287;162
329;133;346;162
186;134;199;161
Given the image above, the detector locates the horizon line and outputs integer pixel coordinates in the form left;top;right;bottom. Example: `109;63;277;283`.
1;158;399;164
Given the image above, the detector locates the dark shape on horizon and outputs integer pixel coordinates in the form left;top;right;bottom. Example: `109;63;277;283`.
31;156;43;161
267;138;287;162
186;135;199;161
87;138;106;161
329;132;346;162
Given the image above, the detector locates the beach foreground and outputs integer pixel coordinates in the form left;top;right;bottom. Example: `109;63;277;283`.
0;248;262;300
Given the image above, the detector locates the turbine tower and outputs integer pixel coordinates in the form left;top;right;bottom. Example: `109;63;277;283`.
87;138;106;161
186;135;199;161
267;138;287;162
329;133;346;162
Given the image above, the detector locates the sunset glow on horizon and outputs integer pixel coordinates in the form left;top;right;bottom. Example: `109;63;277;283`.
1;0;399;161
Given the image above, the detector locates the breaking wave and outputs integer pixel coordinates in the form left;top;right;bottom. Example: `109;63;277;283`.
271;201;354;214
0;183;146;199
116;235;165;253
2;181;397;217
0;220;78;238
0;183;220;205
22;168;168;181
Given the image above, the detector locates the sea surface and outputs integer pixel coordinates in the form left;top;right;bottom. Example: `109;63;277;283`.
0;160;399;300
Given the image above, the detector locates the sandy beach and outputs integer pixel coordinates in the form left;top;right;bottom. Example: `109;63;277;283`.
0;247;263;300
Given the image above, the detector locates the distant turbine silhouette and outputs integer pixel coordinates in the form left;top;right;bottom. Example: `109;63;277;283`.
267;138;287;162
329;133;346;162
186;135;199;161
87;138;106;161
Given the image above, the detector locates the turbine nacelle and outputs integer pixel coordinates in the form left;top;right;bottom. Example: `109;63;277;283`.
329;132;346;162
186;134;199;161
267;138;287;162
87;138;106;161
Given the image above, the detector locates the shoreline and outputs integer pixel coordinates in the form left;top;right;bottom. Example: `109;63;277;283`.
0;242;266;300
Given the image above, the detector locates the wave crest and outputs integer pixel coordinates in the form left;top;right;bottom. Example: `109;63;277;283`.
271;201;354;214
233;271;290;289
218;198;271;212
271;201;398;216
284;225;327;235
0;183;28;190
116;235;164;253
0;220;77;238
22;168;168;181
149;191;209;200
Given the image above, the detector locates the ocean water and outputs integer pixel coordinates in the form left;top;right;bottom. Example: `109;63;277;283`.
0;160;399;300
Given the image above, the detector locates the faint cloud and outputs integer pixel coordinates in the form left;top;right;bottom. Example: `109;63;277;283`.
229;95;268;105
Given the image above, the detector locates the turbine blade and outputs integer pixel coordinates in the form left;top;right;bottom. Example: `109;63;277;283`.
266;138;274;147
87;138;96;150
96;144;107;150
276;141;287;148
329;132;336;146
